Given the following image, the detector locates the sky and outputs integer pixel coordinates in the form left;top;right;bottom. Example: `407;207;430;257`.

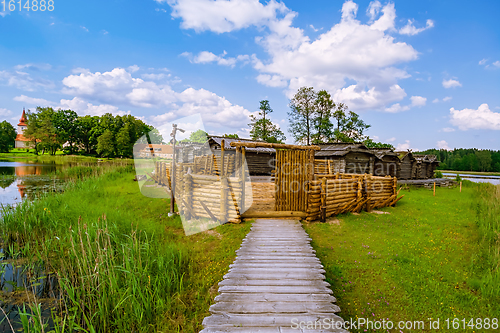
0;0;499;151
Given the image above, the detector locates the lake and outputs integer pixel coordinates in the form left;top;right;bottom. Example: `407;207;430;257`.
442;172;500;185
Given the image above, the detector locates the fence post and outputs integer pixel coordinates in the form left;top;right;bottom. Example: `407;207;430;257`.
184;173;192;220
320;177;326;222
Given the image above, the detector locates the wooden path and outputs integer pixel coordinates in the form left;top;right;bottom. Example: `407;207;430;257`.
200;219;348;333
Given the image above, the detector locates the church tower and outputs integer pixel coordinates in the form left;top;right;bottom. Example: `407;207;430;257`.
15;108;30;148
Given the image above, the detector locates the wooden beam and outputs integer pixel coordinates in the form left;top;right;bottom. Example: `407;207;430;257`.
199;200;218;221
241;210;307;218
230;141;321;151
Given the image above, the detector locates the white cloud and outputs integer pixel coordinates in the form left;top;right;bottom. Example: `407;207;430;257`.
386;137;396;142
141;73;168;80
58;97;130;117
182;51;249;67
253;1;422;110
62;67;177;107
493;61;500;69
384;95;426;112
0;108;12;117
62;66;256;130
443;96;452;102
442;127;455;132
479;58;488;65
436;140;450;150
81;26;89;32
14;95;54;106
166;0;288;33
14;63;52;71
309;24;321;32
410;95;426;107
0;70;55;91
478;59;500;69
399;19;434;36
0;11;8;18
366;1;382;22
432;98;439;103
442;78;461;88
169;0;429;111
450;103;500;130
396;140;411;151
128;65;140;73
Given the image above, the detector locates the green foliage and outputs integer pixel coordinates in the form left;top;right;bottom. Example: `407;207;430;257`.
96;129;115;157
288;86;371;144
24;108;155;157
434;170;443;178
182;129;208;143
0;167;250;332
0;120;16;152
249;100;286;143
363;137;395;149
420;148;500;173
223;133;239;139
288;87;316;145
455;174;462;182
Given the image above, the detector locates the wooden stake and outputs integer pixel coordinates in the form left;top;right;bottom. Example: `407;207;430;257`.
320;177;326;222
433;182;436;196
460;181;462;192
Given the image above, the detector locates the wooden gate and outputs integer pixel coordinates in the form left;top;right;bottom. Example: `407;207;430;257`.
275;149;314;212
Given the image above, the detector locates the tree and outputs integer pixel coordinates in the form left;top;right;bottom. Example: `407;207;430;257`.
96;130;115;157
116;124;132;157
249;100;285;143
333;110;371;143
182;129;208;143
312;90;334;144
223;134;240;139
53;109;78;153
0;121;16;152
363;137;394;149
288;87;316;145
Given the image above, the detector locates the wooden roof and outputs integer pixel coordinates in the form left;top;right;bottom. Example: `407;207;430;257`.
316;142;374;157
208;136;275;154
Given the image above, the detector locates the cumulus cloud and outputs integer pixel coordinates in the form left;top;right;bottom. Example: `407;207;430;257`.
58;97;130;117
0;70;55;91
14;63;52;71
0;108;12;117
14;95;54;106
441;127;455;132
450;103;500;130
436;140;450;150
433;96;452;103
399;19;434;36
384;95;426;112
165;0;288;33
396;140;411;151
170;0;431;111
62;66;255;129
181;51;250;67
442;78;461;88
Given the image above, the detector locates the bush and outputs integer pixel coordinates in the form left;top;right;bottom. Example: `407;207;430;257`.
455;174;462;182
434;170;443;178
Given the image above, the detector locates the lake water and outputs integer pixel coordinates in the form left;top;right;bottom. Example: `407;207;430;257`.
442;172;500;185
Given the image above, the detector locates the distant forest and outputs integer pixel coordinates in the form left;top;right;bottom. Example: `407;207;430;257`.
419;149;500;172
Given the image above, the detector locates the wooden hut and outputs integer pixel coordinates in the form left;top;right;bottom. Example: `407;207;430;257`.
315;143;375;174
371;148;400;177
208;136;275;175
426;155;440;178
397;151;417;180
413;155;428;179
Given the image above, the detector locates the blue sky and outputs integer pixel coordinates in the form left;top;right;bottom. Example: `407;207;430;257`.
0;0;499;151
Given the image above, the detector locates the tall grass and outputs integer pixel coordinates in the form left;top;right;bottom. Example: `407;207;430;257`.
472;182;500;298
1;165;250;332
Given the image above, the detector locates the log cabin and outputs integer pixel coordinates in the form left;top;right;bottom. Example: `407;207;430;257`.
208;136;276;175
397;151;417;180
315;143;375;174
371;148;401;177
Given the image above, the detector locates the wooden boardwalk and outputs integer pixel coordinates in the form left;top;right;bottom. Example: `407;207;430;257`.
201;219;348;333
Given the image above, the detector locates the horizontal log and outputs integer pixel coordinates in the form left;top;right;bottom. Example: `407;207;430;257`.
230;141;320;150
241;210;307;218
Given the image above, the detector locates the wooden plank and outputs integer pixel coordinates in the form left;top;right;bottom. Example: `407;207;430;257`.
214;293;337;303
241;210;307;218
202;314;344;327
230;142;321;150
210;301;340;314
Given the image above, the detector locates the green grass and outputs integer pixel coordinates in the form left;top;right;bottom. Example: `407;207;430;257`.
304;182;500;332
0;166;250;332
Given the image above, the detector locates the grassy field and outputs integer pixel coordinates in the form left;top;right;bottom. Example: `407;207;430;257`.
0;166;250;332
304;181;500;332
